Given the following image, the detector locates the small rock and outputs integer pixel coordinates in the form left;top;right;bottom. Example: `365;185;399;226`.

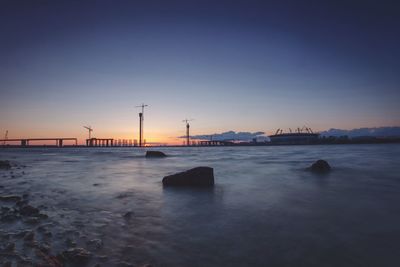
16;199;28;206
65;238;77;247
86;239;103;250
37;223;52;232
4;242;15;252
39;213;48;219
61;247;91;265
24;231;35;241
97;255;108;261
308;160;331;173
117;262;135;267
123;211;134;220
162;167;214;186
44;231;53;238
0;195;22;202
19;204;40;216
145;151;167;158
37;242;51;253
0;160;11;169
24;217;40;225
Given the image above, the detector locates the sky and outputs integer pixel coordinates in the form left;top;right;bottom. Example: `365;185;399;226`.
1;0;400;144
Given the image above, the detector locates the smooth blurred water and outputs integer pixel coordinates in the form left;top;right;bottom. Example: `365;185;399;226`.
1;144;400;266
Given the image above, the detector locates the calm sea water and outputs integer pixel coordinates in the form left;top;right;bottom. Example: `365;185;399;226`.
1;144;400;266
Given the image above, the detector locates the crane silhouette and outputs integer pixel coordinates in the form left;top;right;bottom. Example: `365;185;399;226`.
2;130;8;146
83;126;93;139
182;119;193;146
135;103;148;147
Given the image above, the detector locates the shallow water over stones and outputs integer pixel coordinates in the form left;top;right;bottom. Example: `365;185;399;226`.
1;145;400;266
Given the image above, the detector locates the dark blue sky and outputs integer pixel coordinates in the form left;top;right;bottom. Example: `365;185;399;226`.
1;0;399;141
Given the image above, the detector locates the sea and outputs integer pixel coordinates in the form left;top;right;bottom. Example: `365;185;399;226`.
1;144;400;266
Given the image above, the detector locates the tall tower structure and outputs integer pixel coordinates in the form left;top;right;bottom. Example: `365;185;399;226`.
183;119;193;146
136;103;148;147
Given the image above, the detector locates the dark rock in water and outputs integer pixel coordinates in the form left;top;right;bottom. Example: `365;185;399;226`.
23;231;35;241
19;204;40;216
162;167;214;187
117;262;135;267
308;160;331;173
16;199;28;207
86;239;103;250
61;248;91;265
23;217;40;225
65;238;77;248
0;195;22;202
0;160;11;169
44;231;53;238
123;211;134;220
4;242;15;252
146;151;167;158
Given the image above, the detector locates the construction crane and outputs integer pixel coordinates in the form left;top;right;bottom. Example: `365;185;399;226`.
182;119;193;146
83;126;93;139
135;103;148;147
3;130;8;146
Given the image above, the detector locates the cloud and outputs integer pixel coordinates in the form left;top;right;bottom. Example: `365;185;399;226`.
320;127;400;137
180;131;267;141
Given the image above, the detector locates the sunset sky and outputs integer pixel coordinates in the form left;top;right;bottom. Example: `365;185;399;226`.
1;0;399;144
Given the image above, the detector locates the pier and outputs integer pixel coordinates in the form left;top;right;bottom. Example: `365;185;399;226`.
86;138;114;147
0;138;77;147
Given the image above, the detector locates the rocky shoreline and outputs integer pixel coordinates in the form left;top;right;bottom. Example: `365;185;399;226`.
0;161;89;266
1;160;153;267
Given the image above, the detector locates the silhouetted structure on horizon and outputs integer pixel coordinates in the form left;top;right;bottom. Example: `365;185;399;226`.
86;138;114;147
269;127;319;145
136;103;148;147
0;138;77;147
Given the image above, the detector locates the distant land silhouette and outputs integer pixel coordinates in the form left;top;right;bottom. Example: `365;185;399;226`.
181;131;266;141
320;127;400;138
181;127;400;142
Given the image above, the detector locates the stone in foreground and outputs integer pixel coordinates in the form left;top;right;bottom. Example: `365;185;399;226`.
0;160;11;169
61;247;91;265
163;167;214;186
146;151;167;158
308;160;331;173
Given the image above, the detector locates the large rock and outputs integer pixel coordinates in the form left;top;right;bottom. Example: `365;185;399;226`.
308;160;331;173
0;160;11;169
162;167;214;187
146;151;167;158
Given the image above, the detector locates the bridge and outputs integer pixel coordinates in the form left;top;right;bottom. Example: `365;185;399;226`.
0;138;78;147
86;138;114;147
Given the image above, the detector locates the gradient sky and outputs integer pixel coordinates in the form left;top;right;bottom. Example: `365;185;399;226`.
1;0;400;144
